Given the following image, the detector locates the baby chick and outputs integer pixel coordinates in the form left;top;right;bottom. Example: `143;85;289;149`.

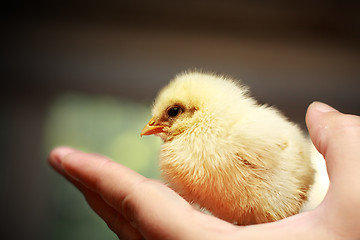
141;71;315;225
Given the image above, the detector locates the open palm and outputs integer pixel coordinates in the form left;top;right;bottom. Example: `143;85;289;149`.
48;102;360;240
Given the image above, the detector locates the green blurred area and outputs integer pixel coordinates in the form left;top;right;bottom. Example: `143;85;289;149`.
44;93;161;240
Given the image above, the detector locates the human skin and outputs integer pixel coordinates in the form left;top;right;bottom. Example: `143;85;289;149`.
48;102;360;240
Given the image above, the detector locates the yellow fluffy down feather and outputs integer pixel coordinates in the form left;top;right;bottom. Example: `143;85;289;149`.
141;71;322;225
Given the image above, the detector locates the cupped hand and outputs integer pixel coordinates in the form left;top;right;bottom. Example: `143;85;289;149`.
48;102;360;240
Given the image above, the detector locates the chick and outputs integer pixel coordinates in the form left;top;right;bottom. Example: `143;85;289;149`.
141;71;315;225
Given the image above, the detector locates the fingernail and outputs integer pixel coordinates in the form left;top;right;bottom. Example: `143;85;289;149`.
51;147;77;167
56;146;77;159
311;101;338;113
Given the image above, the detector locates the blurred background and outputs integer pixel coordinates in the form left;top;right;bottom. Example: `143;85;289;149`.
2;0;360;239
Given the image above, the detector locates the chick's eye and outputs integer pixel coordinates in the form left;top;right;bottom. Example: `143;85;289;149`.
167;106;182;118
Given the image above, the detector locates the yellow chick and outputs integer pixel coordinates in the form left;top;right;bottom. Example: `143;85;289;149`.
141;71;315;225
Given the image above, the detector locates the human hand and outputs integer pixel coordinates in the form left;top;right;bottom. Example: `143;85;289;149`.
48;102;360;240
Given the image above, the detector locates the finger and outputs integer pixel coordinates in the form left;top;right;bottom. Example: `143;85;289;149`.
79;185;142;240
59;149;147;208
48;147;90;191
305;101;360;238
49;147;142;240
57;148;238;239
306;102;360;181
48;147;77;176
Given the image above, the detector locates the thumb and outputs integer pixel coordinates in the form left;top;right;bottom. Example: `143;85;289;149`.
305;101;360;238
305;102;360;180
305;102;338;162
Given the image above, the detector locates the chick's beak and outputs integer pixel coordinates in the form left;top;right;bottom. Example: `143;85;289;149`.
140;118;165;136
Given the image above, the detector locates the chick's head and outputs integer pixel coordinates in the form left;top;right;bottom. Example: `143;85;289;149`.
141;71;252;142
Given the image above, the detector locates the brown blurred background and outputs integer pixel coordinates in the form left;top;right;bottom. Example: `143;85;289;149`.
2;1;360;239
